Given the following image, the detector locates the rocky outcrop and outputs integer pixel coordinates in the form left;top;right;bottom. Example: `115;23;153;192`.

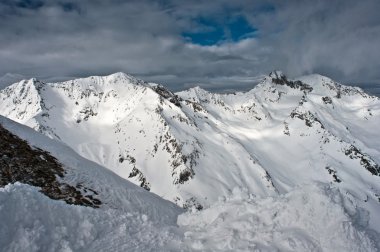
269;71;313;93
0;124;101;208
344;145;380;176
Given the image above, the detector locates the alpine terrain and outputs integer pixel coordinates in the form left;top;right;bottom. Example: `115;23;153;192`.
0;71;379;251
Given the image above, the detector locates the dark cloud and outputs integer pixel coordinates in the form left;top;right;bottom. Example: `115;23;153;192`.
2;0;45;10
0;0;379;94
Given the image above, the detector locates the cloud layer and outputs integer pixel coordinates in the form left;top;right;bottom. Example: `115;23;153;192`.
0;0;379;93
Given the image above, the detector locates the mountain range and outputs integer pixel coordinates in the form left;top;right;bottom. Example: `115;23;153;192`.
0;71;379;251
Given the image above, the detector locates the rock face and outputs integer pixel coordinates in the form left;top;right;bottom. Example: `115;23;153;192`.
0;71;380;210
0;124;101;208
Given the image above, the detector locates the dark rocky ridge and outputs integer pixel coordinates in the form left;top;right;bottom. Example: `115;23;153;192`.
269;71;313;93
0;124;101;208
128;167;151;191
344;145;380;176
151;84;182;107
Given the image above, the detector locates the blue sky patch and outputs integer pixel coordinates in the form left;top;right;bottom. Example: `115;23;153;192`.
183;15;257;46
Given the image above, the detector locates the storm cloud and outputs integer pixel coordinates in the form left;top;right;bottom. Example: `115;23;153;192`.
0;0;379;93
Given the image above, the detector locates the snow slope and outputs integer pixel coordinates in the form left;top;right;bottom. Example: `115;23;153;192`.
0;116;379;251
0;71;379;217
0;115;182;251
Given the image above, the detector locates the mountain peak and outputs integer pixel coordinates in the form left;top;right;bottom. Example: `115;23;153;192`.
188;85;209;94
176;85;210;102
103;72;147;86
105;71;134;80
266;71;313;93
268;70;286;80
10;78;45;92
48;72;149;94
0;78;45;124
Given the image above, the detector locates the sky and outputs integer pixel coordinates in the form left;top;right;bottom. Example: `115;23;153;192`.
0;0;380;94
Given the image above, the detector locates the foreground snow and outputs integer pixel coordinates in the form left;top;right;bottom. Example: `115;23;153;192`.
179;183;378;251
0;183;180;252
1;182;378;251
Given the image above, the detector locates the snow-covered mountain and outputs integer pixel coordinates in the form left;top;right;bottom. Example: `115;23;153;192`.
0;71;379;211
1;70;380;250
0;115;379;251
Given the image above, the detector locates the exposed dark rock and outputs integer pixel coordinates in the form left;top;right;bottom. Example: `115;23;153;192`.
119;154;136;164
183;197;203;211
263;170;278;191
322;96;333;104
298;95;307;106
344;145;380;176
172;114;190;124
269;71;313;93
169;96;182;107
79;106;97;121
290;111;325;129
185;100;205;113
151;85;174;99
182;148;200;171
325;166;342;183
128;167;150;191
126;155;136;164
167;138;198;185
176;168;194;184
0;124;101;208
151;85;182;107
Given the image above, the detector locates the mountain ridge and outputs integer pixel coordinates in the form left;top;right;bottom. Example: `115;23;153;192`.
1;71;380;250
0;71;379;214
1;114;378;251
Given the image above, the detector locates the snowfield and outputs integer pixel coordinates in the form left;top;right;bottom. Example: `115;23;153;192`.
178;183;378;251
0;71;380;251
0;181;378;251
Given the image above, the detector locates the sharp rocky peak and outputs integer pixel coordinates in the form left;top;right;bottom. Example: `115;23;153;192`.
17;78;44;88
150;83;174;99
268;70;286;80
2;78;45;96
265;71;313;93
